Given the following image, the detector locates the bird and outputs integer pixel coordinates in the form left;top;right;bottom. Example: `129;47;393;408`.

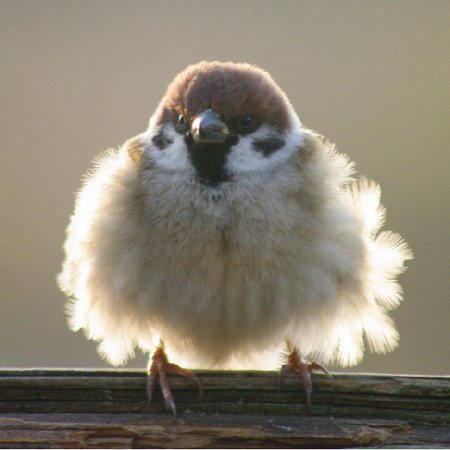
58;61;412;415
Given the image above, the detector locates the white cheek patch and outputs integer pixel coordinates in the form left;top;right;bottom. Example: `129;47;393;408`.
226;125;304;174
147;124;191;172
145;111;304;183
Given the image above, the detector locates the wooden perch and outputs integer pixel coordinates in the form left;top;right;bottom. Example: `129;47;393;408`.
0;369;448;448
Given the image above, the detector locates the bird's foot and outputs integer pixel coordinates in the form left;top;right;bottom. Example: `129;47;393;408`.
147;340;202;417
279;339;331;409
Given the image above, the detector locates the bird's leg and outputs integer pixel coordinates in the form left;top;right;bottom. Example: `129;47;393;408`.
147;340;202;417
279;339;331;409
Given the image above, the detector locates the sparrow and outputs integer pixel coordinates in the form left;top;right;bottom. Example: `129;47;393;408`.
58;61;412;415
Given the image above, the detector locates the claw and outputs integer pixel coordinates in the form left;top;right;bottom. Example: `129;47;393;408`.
146;361;158;407
299;359;313;408
166;362;203;399
279;339;331;409
147;340;202;417
309;361;332;378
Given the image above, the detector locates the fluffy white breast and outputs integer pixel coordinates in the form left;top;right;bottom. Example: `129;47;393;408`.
59;121;411;370
59;64;411;370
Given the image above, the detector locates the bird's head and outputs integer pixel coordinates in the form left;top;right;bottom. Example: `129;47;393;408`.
129;61;304;190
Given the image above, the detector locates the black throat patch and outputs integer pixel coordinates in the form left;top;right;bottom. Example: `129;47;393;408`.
185;135;232;187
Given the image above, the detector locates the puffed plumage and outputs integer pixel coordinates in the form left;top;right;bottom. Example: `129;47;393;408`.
58;61;412;370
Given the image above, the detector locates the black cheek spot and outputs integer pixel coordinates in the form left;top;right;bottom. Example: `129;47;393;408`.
152;129;174;150
252;136;285;157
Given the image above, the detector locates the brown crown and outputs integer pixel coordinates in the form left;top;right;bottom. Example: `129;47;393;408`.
154;61;291;132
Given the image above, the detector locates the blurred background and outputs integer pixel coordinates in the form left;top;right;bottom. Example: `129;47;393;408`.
1;0;448;374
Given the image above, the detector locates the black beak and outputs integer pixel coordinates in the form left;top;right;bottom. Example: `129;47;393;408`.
191;109;229;144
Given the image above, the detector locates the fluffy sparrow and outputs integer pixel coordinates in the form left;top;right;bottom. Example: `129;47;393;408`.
59;61;412;414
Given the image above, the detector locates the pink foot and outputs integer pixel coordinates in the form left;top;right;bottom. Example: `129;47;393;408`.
279;339;331;409
147;340;202;417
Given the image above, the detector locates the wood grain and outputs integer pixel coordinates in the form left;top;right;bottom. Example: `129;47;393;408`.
0;369;448;448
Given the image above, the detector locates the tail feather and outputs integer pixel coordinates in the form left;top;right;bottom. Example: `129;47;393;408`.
348;178;412;359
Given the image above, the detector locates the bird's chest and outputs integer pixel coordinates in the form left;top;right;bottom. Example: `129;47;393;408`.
135;182;314;349
144;189;303;304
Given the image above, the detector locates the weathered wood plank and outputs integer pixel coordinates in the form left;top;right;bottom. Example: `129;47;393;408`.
0;370;448;448
0;371;448;422
0;413;417;449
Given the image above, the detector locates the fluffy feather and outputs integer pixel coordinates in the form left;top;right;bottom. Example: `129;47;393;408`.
58;62;412;370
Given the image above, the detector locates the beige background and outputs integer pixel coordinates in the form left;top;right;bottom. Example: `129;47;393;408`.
1;0;448;374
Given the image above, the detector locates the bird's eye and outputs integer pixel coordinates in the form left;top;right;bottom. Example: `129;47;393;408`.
176;114;188;133
236;114;256;134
